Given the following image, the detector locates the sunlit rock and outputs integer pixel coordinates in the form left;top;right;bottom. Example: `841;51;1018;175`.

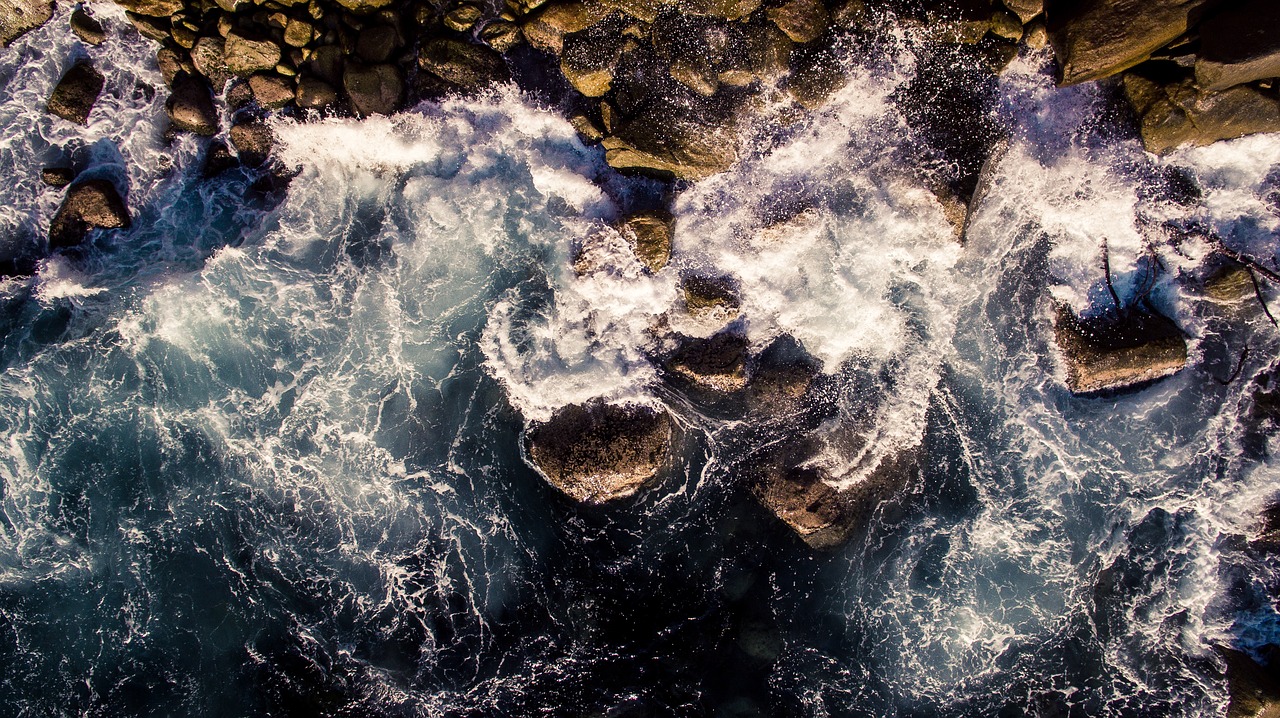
0;0;52;46
618;209;672;273
1052;304;1188;394
47;60;104;126
1194;0;1280;93
166;72;219;135
1124;72;1280;155
664;328;749;393
681;274;740;321
48;179;130;250
525;400;674;504
1047;0;1213;85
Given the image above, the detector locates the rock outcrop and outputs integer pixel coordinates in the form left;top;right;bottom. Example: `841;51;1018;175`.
47;60;104;125
1047;0;1213;86
1194;0;1280;94
664;328;749;393
48;179;130;250
166;72;219;135
617;210;672;273
1052;304;1188;394
1124;71;1280;155
525;400;674;503
0;0;53;47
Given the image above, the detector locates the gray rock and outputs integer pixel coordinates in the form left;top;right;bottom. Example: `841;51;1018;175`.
1194;0;1280;93
343;62;402;116
165;72;218;135
48;179;130;250
1047;0;1214;85
525;400;674;504
224;30;281;75
0;0;53;47
47;60;104;125
1052;304;1187;394
69;7;104;45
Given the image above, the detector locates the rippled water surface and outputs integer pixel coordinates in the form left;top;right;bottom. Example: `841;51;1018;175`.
3;4;1280;716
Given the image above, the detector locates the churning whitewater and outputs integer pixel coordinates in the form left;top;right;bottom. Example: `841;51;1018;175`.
3;3;1280;716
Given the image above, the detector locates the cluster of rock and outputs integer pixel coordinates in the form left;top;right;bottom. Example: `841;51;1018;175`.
1046;0;1280;153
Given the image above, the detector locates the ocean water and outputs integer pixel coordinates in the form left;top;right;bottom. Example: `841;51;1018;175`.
3;3;1280;716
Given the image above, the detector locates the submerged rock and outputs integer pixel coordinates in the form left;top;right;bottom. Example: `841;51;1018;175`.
47;60;104;125
1052;304;1188;394
0;0;53;46
681;274;740;320
1047;0;1213;85
525;400;674;504
48;179;130;250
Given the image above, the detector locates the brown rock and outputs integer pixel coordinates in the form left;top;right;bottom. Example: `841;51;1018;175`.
295;75;338;108
1052;304;1187;394
308;45;344;84
191;36;232;89
283;18;312;47
682;274;739;320
1003;0;1040;23
224;30;281;75
48;179;130;250
40;166;74;187
618;209;671;272
202;140;238;177
165;72;219;135
678;0;759;21
343;62;402;116
480;20;522;52
47;60;104;125
1194;0;1280;93
443;3;483;32
603;105;739;180
1047;0;1214;85
116;0;182;17
332;0;393;12
418;37;508;91
355;24;398;63
0;0;53;47
1220;648;1280;718
743;23;792;84
248;73;294;108
787;42;846;109
989;9;1022;41
767;0;829;44
520;0;605;54
230;120;272;167
560;29;623;97
1125;73;1280;155
156;47;186;86
570;113;604;142
69;7;105;45
525;400;674;504
124;11;167;41
171;23;196;49
665;329;749;393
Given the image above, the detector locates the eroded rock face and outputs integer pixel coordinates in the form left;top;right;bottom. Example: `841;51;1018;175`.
48;179;130;250
1052;304;1188;394
47;60;104;125
525;400;674;503
1047;0;1214;85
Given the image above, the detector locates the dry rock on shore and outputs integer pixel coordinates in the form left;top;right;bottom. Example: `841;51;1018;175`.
525;400;674;503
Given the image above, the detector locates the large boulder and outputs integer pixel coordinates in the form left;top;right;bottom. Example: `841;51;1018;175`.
165;72;218;135
191;36;232;90
224;30;281;76
560;28;624;97
1052;304;1187;394
46;60;104;125
766;0;829;44
665;329;749;393
618;209;672;272
755;448;919;550
48;179;130;250
602;105;739;180
248;73;294;108
69;7;105;45
0;0;53;46
343;62;402;117
521;0;608;54
1194;0;1280;93
525;400;674;504
417;38;508;92
1124;73;1280;155
1046;0;1214;85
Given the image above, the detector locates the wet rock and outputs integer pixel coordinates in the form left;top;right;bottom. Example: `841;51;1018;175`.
116;0;182;16
480;20;522;53
653;13;719;96
1124;72;1280;155
40;166;74;187
525;400;674;504
224;30;281;75
156;47;187;86
295;76;338;108
48;179;130;250
202;139;239;177
682;274;739;320
1022;19;1048;50
754;447;918;549
356;24;398;63
0;0;53;46
70;6;105;45
570;112;604;141
1220;648;1280;718
47;60;104;125
1004;0;1041;24
125;11;167;41
521;0;605;54
1052;304;1187;394
343;62;402;116
602;104;739;180
443;3;483;32
1194;0;1280;93
618;209;671;272
681;0;760;22
283;18;312;48
743;23;792;84
191;36;232;89
766;0;829;44
165;72;218;135
248;72;294;108
1047;0;1214;85
787;42;846;109
229;120;272;167
561;28;623;97
417;38;507;92
744;333;821;414
665;329;749;393
989;9;1022;41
